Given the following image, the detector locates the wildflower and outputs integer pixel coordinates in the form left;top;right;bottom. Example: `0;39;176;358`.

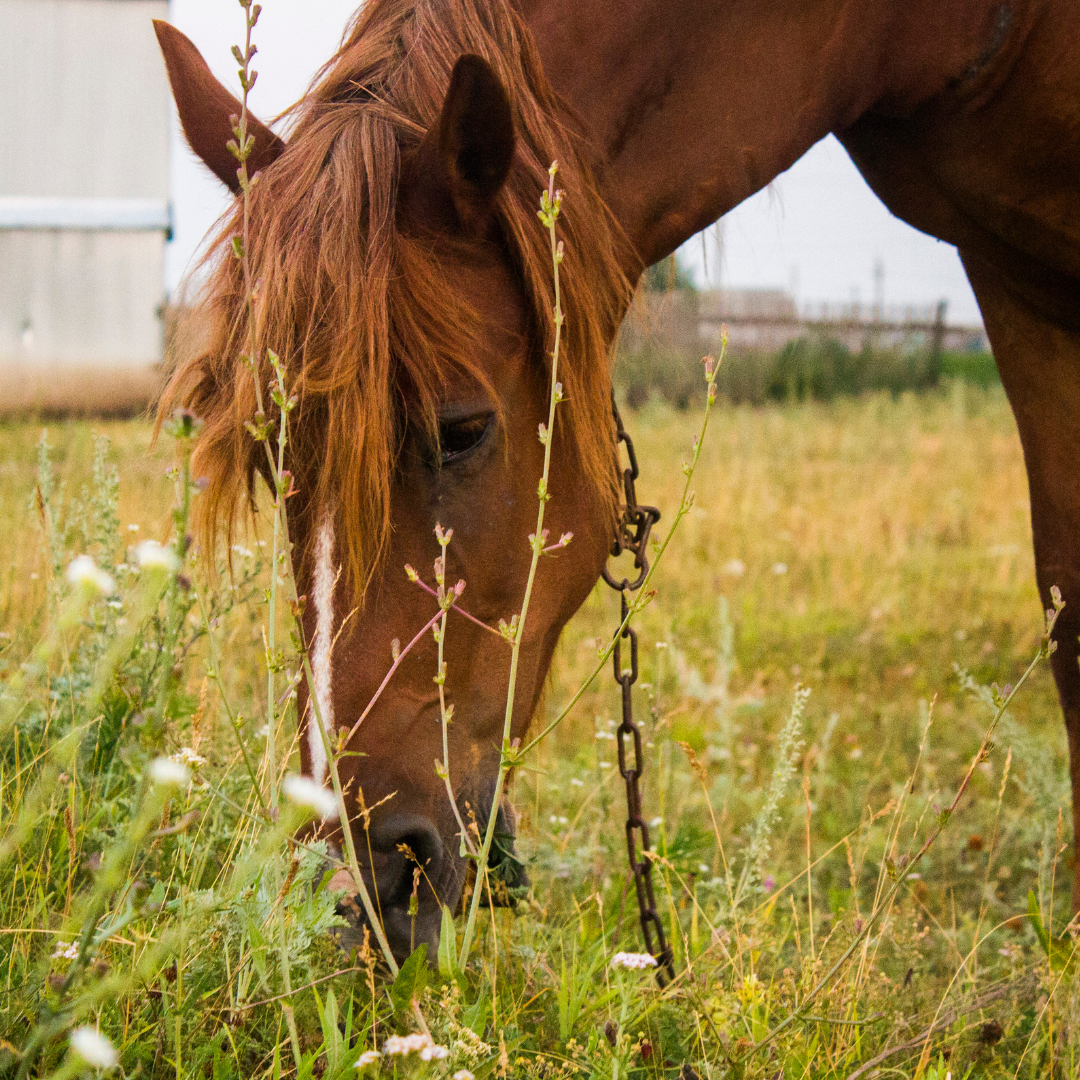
772;562;788;575
611;951;658;970
763;874;775;892
720;558;746;577
231;544;254;558
383;1033;433;1056
70;1027;118;1069
149;758;190;787
355;1049;381;1068
66;555;115;597
420;1044;450;1061
135;540;179;572
453;1071;475;1080
171;747;206;769
282;775;339;820
51;941;80;961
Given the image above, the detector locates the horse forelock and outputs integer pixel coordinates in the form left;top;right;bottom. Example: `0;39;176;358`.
161;0;629;599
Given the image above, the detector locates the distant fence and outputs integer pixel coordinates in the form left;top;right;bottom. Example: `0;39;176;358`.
700;300;989;354
616;288;996;408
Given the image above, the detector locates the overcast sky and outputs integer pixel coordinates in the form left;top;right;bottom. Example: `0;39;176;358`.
165;1;984;326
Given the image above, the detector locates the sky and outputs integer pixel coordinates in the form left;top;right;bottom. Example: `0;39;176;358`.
165;1;984;326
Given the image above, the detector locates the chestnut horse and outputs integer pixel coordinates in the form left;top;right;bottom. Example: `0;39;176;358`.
157;0;1080;957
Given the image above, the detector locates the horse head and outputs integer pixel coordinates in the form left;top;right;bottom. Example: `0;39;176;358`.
155;0;631;961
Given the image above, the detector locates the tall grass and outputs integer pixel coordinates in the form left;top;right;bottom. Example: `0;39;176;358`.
3;376;1077;1078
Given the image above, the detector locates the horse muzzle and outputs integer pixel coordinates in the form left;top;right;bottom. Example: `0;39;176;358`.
331;812;451;964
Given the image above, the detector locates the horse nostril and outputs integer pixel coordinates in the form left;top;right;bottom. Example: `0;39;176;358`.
367;814;445;906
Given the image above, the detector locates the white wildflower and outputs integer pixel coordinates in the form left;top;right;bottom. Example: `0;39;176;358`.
383;1033;432;1056
51;940;80;961
70;1027;118;1069
772;561;788;575
66;556;115;597
611;951;658;970
720;558;746;577
419;1044;450;1061
135;540;179;572
282;775;339;821
570;777;584;786
231;544;254;558
149;757;190;787
453;1071;475;1080
171;747;206;768
355;1049;381;1068
127;524;140;532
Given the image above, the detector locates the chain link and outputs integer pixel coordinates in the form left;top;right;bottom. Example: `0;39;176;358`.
603;393;675;986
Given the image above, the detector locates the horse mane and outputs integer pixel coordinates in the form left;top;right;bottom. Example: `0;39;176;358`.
160;0;630;595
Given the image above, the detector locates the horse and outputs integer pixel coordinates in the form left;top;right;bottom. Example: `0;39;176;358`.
155;0;1080;959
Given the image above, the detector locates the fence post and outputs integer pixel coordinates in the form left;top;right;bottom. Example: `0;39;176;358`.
928;299;947;386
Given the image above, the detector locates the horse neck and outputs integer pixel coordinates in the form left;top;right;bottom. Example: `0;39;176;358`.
521;0;1013;269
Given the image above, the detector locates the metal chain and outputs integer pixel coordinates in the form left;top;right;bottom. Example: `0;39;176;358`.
603;392;675;985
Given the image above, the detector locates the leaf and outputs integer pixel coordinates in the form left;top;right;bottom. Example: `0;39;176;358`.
389;943;429;1017
464;990;489;1039
1027;890;1051;954
1027;890;1074;972
438;905;460;983
321;988;341;1068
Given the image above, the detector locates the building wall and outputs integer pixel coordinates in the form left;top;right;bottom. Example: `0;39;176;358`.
0;0;169;413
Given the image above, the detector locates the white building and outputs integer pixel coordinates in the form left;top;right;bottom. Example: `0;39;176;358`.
0;0;170;414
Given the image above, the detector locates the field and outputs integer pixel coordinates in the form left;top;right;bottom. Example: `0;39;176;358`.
2;383;1077;1079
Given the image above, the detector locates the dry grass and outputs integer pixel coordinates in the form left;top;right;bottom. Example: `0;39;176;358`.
2;384;1075;1079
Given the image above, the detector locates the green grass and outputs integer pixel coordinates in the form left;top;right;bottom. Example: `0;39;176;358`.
2;385;1077;1080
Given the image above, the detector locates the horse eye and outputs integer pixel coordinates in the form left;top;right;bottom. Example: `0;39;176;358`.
438;413;492;463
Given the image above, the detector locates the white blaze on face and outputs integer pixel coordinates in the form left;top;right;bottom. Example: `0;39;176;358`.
308;516;337;785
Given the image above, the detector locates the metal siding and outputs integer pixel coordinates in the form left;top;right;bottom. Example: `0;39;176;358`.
0;0;169;410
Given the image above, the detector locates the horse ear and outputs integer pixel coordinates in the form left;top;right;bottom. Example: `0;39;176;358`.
407;54;515;236
153;20;285;194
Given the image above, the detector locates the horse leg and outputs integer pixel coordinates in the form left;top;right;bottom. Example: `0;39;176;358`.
962;253;1080;910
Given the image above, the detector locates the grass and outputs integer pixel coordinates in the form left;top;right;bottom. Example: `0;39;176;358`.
2;382;1078;1079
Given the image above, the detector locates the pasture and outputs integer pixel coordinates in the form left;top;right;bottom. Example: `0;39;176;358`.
2;383;1076;1079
